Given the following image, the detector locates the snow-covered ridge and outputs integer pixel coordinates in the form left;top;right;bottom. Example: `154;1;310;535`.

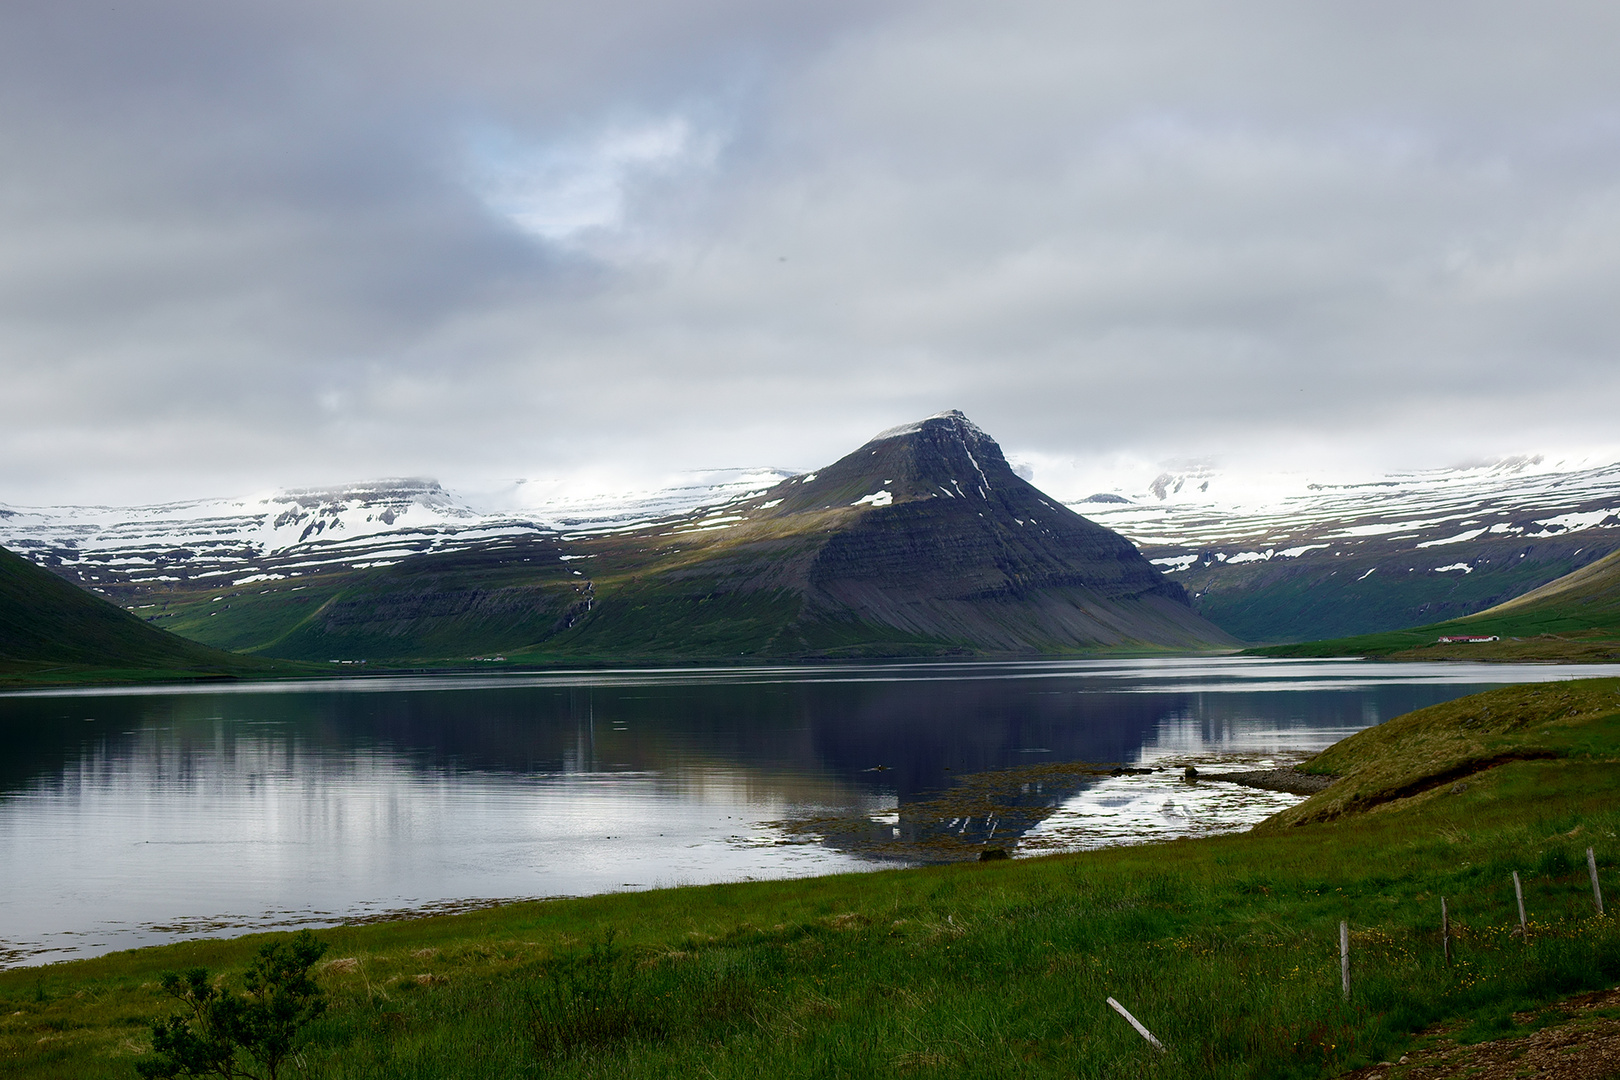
0;479;538;587
1070;458;1620;571
0;469;797;589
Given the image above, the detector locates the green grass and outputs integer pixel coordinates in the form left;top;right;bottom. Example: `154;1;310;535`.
6;679;1620;1078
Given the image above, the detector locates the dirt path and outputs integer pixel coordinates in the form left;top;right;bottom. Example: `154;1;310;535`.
1338;986;1620;1080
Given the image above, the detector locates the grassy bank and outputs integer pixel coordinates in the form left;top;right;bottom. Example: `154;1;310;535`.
1249;622;1620;663
5;681;1620;1079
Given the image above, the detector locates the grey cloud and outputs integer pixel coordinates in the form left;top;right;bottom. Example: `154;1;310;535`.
3;0;1620;504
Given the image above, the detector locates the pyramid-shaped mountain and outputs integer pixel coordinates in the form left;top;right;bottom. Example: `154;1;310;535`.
552;411;1236;658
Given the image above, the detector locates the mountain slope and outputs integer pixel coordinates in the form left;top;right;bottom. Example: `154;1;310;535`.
0;543;280;681
1483;546;1620;619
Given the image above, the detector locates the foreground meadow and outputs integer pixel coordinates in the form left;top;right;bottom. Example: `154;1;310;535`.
5;680;1619;1079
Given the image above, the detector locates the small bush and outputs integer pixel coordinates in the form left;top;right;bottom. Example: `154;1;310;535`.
135;929;328;1080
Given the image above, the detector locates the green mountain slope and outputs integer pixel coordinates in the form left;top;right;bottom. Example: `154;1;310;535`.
140;413;1235;662
0;543;284;683
1254;547;1620;661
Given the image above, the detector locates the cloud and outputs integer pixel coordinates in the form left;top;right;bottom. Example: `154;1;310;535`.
2;0;1620;504
472;115;723;243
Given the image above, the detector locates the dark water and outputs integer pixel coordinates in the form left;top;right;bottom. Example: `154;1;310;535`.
3;658;1616;967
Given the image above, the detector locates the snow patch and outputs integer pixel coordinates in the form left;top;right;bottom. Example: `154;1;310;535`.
1434;563;1474;574
1524;509;1620;536
1415;527;1488;548
852;491;894;508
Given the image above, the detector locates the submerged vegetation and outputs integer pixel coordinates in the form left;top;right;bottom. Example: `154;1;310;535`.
4;679;1620;1078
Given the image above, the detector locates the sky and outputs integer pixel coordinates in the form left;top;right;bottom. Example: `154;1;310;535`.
4;0;1620;507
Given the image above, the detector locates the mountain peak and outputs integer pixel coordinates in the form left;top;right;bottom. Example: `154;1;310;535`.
870;409;988;444
754;411;1016;516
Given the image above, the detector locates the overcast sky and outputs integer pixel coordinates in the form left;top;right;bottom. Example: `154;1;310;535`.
4;0;1620;506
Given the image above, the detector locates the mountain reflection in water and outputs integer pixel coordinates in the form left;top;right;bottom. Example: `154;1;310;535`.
4;658;1618;966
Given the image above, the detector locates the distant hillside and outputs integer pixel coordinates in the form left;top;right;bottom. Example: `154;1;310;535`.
75;413;1233;662
0;543;282;683
1254;548;1620;662
1083;458;1620;643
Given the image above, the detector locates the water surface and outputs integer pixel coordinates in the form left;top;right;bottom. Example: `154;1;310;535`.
3;657;1616;966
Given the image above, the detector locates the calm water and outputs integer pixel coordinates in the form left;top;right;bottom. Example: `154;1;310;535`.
3;657;1617;967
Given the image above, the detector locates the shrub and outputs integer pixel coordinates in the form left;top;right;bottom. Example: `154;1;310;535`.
134;929;328;1080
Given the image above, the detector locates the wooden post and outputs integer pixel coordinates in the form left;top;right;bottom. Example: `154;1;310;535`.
1513;870;1527;935
1340;920;1350;999
1441;897;1450;966
1591;848;1606;916
1106;996;1166;1053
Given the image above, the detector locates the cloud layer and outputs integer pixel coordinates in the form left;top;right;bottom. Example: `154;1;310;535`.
4;0;1620;503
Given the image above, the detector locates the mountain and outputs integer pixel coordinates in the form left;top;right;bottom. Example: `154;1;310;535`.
0;543;279;682
546;411;1232;658
1079;457;1620;642
1;414;1231;662
8;441;1620;653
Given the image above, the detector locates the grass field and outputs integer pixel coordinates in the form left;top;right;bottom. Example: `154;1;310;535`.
4;680;1619;1079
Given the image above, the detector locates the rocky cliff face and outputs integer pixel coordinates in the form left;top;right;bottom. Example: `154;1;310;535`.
782;413;1215;651
787;411;1188;605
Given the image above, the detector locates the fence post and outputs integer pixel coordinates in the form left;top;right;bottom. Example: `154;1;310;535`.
1590;848;1605;916
1441;897;1450;966
1513;871;1527;936
1340;920;1350;999
1106;997;1167;1053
